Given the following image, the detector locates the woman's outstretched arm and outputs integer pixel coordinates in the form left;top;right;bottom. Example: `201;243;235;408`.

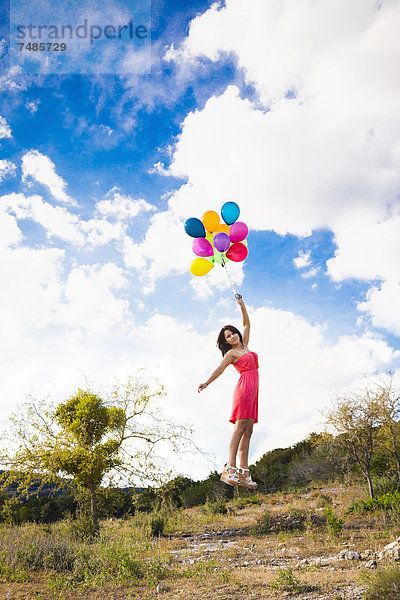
237;296;250;346
198;351;234;393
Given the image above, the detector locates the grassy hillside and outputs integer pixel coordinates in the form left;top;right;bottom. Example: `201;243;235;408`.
1;483;400;599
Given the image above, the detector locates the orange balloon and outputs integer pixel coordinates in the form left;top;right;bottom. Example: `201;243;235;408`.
202;210;220;233
215;223;230;235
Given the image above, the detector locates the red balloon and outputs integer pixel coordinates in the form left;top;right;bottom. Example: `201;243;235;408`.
226;242;248;262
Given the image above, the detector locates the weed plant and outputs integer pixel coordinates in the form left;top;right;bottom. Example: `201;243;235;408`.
361;564;400;600
270;567;307;593
324;507;344;538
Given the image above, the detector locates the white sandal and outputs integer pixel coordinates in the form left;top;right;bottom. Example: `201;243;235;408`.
220;463;239;486
237;467;257;489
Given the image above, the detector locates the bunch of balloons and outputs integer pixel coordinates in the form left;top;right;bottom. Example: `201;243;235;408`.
184;202;249;277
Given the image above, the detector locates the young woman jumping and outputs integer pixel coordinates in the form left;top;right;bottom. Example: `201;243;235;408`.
198;297;258;489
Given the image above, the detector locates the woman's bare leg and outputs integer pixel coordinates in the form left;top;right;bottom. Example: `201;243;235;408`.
228;419;254;467
238;419;254;469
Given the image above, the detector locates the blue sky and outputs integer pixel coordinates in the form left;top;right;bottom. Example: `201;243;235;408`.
1;0;400;482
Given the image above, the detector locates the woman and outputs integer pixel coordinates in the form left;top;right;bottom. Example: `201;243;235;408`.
198;297;258;489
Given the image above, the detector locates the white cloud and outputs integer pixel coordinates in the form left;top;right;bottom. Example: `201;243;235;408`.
0;244;65;346
2;192;85;245
157;0;400;340
57;263;132;336
358;281;400;336
170;0;400;111
82;218;126;247
96;188;155;220
293;250;311;269
1;192;127;248
327;210;400;283
0;115;12;139
301;267;319;279
21;150;76;205
0;209;23;247
25;100;40;114
0;159;16;182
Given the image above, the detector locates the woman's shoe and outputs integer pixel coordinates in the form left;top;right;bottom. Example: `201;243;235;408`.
220;463;239;486
237;467;257;489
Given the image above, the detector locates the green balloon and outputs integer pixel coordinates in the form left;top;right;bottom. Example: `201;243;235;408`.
213;250;229;265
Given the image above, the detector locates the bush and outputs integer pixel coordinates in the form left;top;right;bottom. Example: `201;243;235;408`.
67;511;98;541
203;498;227;515
348;491;400;515
324;507;344;537
270;567;307;593
371;475;400;497
150;515;165;537
363;564;400;600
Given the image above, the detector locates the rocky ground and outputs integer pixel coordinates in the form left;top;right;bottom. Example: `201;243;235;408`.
1;485;399;599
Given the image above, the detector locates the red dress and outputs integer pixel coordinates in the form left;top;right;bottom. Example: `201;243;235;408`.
230;351;259;424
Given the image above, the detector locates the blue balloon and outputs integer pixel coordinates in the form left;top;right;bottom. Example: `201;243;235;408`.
221;202;240;225
184;217;206;238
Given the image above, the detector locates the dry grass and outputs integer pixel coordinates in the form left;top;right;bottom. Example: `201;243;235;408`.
1;483;399;599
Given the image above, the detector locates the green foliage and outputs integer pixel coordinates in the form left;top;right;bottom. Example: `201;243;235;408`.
270;567;306;593
232;494;260;510
371;474;400;496
180;471;234;508
67;509;99;541
260;507;311;534
0;371;192;534
159;476;194;508
150;515;165;537
324;507;344;537
132;487;161;513
203;497;227;515
348;490;400;515
0;492;76;525
362;564;400;600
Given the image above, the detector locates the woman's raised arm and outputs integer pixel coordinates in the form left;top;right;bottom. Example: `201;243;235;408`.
237;296;250;346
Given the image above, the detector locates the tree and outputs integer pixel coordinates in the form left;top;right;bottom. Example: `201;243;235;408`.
0;371;192;535
325;384;381;498
374;377;400;480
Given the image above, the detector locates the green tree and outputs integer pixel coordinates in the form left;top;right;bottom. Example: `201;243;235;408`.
374;377;400;480
0;371;191;534
325;384;381;498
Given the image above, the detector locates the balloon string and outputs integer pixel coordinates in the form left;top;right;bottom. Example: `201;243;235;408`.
221;259;241;298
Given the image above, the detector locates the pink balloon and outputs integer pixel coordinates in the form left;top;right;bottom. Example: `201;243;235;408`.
214;232;230;252
192;237;213;257
229;221;248;243
226;242;248;262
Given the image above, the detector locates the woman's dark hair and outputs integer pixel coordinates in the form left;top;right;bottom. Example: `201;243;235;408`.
217;325;243;356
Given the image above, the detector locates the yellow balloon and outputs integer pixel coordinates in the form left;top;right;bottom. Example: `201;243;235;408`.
202;210;220;233
215;223;230;235
190;257;214;277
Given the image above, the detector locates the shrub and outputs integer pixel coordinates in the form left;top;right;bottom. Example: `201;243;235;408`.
324;507;344;537
150;515;165;537
67;510;99;541
348;491;400;516
371;475;400;497
204;497;227;515
362;564;400;600
270;567;306;593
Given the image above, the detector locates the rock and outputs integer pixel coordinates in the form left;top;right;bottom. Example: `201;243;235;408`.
156;583;167;593
338;550;361;560
365;560;377;569
384;540;398;551
360;550;376;560
378;539;400;560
